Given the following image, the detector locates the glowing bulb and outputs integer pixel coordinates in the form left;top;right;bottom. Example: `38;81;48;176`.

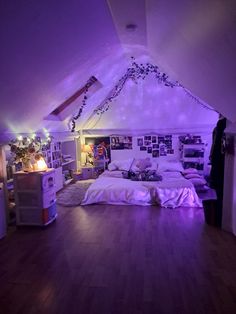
18;135;23;141
35;157;48;171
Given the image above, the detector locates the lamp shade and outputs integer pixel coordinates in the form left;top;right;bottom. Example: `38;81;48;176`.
82;144;92;153
33;157;48;171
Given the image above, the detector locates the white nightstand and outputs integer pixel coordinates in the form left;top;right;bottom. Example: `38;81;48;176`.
81;166;95;180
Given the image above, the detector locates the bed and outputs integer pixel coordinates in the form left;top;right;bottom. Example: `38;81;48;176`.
81;159;202;208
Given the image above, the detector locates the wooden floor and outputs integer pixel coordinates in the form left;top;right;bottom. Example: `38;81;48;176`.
0;204;236;314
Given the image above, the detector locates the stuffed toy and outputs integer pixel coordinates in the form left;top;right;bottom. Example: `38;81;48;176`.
136;158;152;171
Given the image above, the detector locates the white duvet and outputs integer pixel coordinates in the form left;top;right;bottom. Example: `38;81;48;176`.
81;170;202;208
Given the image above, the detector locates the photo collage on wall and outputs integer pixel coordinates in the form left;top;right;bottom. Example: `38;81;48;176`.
110;136;132;150
137;135;174;158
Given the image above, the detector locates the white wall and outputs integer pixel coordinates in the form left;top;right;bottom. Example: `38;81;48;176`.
88;74;218;131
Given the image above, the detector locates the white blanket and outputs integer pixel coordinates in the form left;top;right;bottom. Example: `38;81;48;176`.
81;171;202;208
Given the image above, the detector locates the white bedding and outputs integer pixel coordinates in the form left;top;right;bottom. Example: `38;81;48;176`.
81;170;202;208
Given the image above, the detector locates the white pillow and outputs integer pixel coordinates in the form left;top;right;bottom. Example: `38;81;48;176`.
108;161;117;171
184;173;202;180
158;160;184;172
182;168;198;175
108;158;134;171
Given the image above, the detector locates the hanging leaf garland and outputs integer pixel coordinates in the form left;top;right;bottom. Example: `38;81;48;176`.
70;57;215;132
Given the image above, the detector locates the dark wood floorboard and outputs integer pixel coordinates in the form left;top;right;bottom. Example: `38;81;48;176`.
0;204;236;314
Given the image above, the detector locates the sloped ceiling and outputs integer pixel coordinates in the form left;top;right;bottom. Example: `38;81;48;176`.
0;0;124;136
0;0;235;139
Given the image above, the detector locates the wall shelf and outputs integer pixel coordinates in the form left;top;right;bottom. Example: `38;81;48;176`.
62;159;75;166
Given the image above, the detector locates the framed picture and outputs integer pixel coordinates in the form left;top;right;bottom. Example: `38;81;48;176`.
159;143;167;156
152;150;159;158
158;136;164;144
144;140;151;146
152;136;157;143
144;135;151;141
147;147;152;153
140;146;147;151
110;136;132;150
137;138;143;146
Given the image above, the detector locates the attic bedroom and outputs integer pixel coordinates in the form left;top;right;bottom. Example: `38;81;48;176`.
0;0;236;313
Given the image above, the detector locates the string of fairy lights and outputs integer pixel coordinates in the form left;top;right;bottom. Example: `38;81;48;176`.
70;57;216;132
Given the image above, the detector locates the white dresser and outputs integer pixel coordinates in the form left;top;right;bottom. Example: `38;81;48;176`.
14;169;57;226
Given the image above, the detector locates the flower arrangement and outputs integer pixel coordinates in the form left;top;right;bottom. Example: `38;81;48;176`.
9;136;52;170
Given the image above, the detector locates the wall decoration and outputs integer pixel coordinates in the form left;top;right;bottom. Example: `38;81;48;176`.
158;136;165;144
179;134;202;144
144;136;151;141
85;137;111;161
111;136;132;150
159;143;167;156
152;150;159;158
135;134;175;156
137;138;143;146
144;140;151;146
70;57;216;132
140;146;147;151
152;136;157;143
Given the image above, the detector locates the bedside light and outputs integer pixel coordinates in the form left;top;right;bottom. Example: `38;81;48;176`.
82;144;93;165
34;156;48;171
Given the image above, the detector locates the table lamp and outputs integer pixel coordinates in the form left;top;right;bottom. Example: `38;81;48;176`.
82;144;93;165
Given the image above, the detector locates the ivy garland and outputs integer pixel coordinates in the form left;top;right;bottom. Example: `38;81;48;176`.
70;57;215;132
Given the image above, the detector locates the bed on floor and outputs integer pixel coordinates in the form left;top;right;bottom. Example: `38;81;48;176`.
81;158;203;208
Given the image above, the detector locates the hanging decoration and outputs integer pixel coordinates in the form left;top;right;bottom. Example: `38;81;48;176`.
70;57;216;132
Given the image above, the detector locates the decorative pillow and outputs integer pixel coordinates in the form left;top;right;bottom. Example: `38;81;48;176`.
184;173;202;180
182;168;198;174
146;160;159;171
129;158;139;171
136;158;152;171
108;158;134;171
158;160;184;172
189;177;207;186
108;161;117;171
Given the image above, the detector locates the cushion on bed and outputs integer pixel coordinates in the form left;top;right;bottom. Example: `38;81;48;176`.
108;158;134;171
182;168;199;174
136;158;152;171
158;160;184;172
184;173;203;179
131;158;158;172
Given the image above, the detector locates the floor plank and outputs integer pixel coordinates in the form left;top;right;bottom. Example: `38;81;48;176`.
0;204;236;314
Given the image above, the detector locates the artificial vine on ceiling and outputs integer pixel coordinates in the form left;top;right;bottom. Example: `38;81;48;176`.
70;57;215;132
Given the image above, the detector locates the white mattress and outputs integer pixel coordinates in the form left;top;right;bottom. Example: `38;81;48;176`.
81;170;202;208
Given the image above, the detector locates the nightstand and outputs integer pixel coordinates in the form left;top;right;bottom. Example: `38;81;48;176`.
81;166;95;179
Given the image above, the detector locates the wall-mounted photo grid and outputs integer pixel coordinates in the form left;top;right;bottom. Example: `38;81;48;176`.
137;135;174;158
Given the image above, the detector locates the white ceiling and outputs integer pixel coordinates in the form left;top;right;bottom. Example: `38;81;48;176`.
0;0;235;138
